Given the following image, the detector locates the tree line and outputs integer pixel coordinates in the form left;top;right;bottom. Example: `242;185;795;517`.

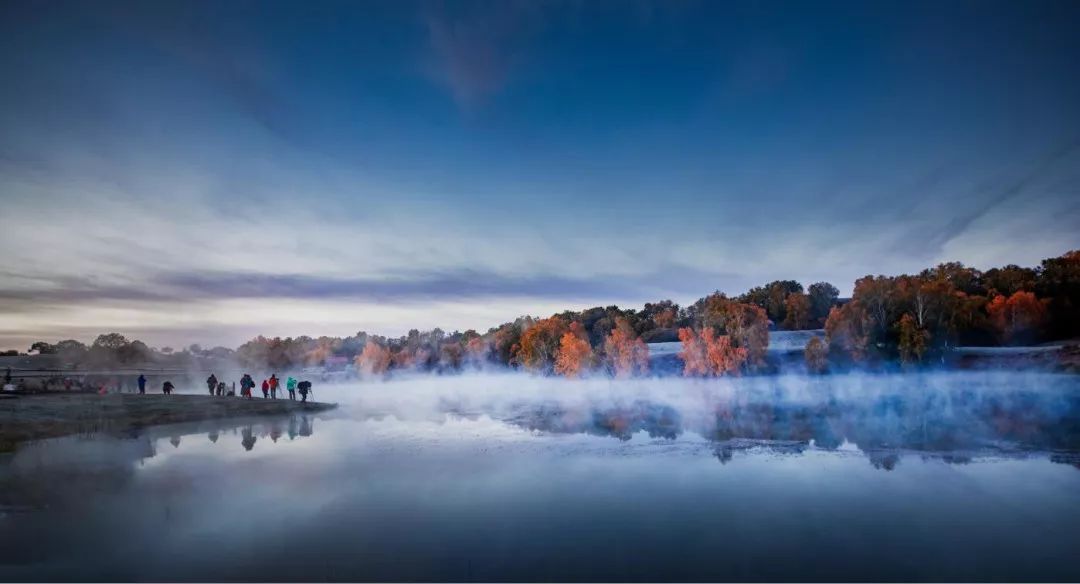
19;250;1079;377
819;250;1080;368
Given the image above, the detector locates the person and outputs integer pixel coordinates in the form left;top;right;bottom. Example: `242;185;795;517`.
286;376;297;401
297;380;312;403
261;378;269;399
269;374;279;399
4;367;11;385
240;374;254;398
137;374;147;395
162;380;174;395
227;381;236;397
206;373;218;396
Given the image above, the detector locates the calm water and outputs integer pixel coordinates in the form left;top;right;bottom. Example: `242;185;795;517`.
2;372;1079;582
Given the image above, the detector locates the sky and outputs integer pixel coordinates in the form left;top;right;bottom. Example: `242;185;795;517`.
1;0;1079;350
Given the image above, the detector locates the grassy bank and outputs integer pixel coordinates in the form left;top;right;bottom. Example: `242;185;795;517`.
0;393;335;449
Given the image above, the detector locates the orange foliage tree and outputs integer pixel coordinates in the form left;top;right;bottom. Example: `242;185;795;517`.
783;292;812;330
516;317;568;372
604;318;649;378
554;322;593;378
355;342;391;376
825;302;872;361
987;291;1047;345
678;327;747;376
704;329;748;375
721;302;770;367
465;335;490;366
678;327;709;376
896;313;929;364
804;336;828;373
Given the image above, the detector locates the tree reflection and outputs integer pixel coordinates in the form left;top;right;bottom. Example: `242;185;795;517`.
497;386;1080;471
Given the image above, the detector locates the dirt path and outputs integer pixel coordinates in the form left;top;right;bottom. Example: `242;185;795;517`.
0;393;335;449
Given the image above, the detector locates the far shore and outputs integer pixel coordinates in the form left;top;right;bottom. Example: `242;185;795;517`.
0;393;335;450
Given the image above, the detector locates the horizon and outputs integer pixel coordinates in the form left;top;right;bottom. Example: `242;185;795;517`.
2;0;1079;350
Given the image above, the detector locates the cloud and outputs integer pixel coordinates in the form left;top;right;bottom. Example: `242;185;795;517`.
0;264;730;309
422;1;548;108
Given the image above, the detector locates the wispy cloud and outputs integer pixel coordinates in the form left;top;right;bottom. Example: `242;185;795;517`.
422;0;550;109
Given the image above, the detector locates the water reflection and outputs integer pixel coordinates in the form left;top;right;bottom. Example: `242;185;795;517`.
241;426;256;451
0;413;320;514
1;388;1079;582
502;386;1080;470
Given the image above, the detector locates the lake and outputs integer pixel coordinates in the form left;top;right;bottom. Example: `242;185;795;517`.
2;371;1079;581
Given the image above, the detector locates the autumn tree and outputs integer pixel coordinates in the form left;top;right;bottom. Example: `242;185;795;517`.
983;264;1036;297
355;341;391;376
516;317;568;372
783;292;812;330
719;302;770;368
554;322;593;378
852;276;895;341
987;291;1047;345
825;302;871;361
604;318;649;378
678;327;747;376
704;329;748;375
896;313;929;364
804;336;828;373
677;327;710;376
492;319;527;366
464;334;490;367
739;280;804;325
440;342;465;369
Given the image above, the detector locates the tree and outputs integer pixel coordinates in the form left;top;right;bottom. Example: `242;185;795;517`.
554;322;593;378
29;341;56;355
604;318;649;378
355;342;391;376
677;327;710;376
739;280;803;324
1036;250;1080;340
783;293;812;330
440;342;465;369
807;282;840;326
719;302;770;367
92;333;129;350
465;335;490;366
897;313;929;364
920;262;984;295
987;291;1047;345
983;264;1036;297
516;317;568;372
825;302;871;361
704;330;748;375
804;336;828;373
678;327;747;376
852;276;895;340
54;340;88;364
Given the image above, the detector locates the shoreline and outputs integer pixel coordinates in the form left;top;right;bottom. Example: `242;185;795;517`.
0;393;336;450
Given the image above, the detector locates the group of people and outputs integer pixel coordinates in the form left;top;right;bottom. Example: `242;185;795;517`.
133;373;313;402
211;373;313;402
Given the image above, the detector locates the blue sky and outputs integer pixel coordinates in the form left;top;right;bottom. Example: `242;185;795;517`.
1;0;1079;349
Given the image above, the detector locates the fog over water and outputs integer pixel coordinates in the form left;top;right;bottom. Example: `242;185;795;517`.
2;371;1079;581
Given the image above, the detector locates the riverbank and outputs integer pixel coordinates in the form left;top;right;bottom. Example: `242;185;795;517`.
0;393;335;449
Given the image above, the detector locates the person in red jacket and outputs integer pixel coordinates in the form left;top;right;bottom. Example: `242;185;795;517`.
269;374;279;399
261;378;269;398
